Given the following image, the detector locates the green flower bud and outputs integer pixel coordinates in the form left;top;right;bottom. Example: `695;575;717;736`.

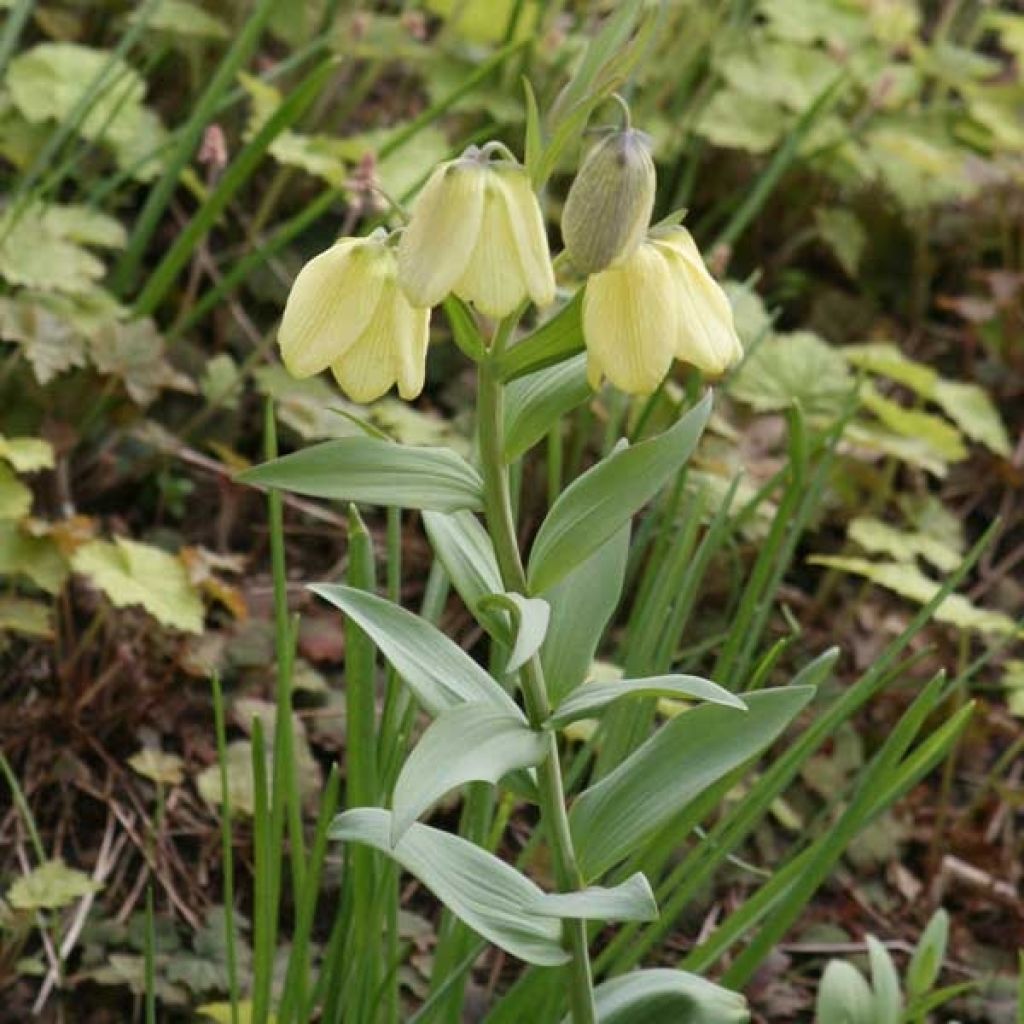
561;129;656;275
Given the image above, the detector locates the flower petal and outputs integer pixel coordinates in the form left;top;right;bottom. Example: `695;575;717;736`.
395;299;431;400
454;170;529;318
279;239;387;378
655;232;742;375
582;244;677;395
398;160;484;308
498;165;556;308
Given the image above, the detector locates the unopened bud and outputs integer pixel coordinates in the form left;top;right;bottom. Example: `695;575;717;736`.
561;129;655;275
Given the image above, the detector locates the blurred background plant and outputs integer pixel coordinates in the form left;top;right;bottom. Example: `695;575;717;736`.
0;0;1020;1021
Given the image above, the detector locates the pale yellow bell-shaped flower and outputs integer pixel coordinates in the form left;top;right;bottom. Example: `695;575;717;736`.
583;242;678;395
397;147;555;317
278;234;430;403
583;229;743;395
651;226;744;376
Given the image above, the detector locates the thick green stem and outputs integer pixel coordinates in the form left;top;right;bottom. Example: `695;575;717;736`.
476;355;597;1024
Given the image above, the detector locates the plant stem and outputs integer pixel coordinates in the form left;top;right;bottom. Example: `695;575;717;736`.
476;352;597;1024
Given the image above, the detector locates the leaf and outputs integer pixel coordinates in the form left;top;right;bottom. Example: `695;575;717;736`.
527;393;712;594
89;317;193;406
848;517;961;573
391;703;547;842
816;960;874;1024
128;748;184;786
0;596;52;637
809;556;1019;636
0;521;68;593
932;379;1011;457
867;936;902;1024
131;0;230;38
199;354;242;411
907;908;949;1000
237;437;483;513
0;204;106;295
496;290;585;382
196;740;257;816
568;968;750;1024
842;342;938;396
309;584;520;716
695;88;789;154
71;538;205;633
729;331;854;417
503;354;592;462
815;207;866;277
42;205;126;249
0;294;90;384
569;686;815;880
540;521;630;705
860;385;966;463
197;1005;276;1024
7;859;101;911
529;872;657;922
330;807;568;966
550;675;746;728
479;592;550;673
0;435;54;473
0;463;32;520
422;509;510;640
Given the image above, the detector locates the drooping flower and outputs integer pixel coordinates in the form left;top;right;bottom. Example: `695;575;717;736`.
397;146;555;318
278;233;430;403
583;227;742;394
651;225;744;376
561;128;655;275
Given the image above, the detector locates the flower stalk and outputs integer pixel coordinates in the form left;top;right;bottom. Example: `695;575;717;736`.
477;322;597;1024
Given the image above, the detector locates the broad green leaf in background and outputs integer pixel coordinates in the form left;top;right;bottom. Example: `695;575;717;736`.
729;331;854;416
310;584;520;716
503;354;592;462
130;0;230;39
0;521;67;593
815;206;867;277
848;516;961;573
0;595;52;637
540;521;630;705
816;961;874;1024
128;748;185;786
89;317;192;406
0;434;53;472
0;204;106;295
565;968;750;1024
695;89;789;154
0;462;31;519
426;0;539;45
867;936;902;1024
809;556;1019;636
71;537;204;633
527;392;712;593
549;675;747;729
570;686;815;880
479;592;550;673
390;703;547;843
528;872;657;922
932;379;1011;457
0;294;92;385
238;437;484;513
196;739;257;816
330;808;568;966
860;385;967;463
6;859;101;911
6;42;165;179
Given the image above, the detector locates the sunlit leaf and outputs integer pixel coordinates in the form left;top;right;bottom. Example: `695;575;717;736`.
128;748;185;786
848;516;961;573
0;596;52;637
809;555;1019;636
7;859;101;911
729;330;855;416
0;435;54;473
71;538;205;633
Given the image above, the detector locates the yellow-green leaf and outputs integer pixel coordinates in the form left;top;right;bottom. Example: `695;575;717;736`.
128;748;185;786
71;538;204;633
809;555;1019;636
0;435;54;473
6;859;101;911
0;596;52;637
0;463;32;520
